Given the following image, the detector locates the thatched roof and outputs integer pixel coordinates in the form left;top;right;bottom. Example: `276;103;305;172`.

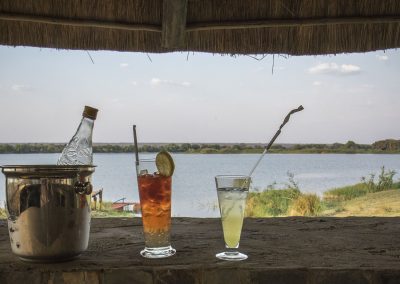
1;0;400;55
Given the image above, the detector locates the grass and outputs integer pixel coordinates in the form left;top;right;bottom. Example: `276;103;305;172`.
322;189;400;217
0;207;6;219
323;183;370;202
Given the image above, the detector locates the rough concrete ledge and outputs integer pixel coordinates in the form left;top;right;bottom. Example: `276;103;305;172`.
1;217;400;284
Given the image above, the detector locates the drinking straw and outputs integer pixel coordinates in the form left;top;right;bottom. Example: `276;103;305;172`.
248;105;304;177
132;125;140;167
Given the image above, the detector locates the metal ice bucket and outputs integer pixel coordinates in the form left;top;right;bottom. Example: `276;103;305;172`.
1;165;95;262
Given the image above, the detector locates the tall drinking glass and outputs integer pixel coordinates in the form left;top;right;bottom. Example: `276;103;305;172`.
137;159;176;258
215;175;250;261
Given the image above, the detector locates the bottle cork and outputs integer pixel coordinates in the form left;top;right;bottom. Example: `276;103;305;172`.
82;106;98;120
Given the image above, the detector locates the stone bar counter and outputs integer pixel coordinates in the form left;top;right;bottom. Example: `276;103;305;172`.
1;217;400;284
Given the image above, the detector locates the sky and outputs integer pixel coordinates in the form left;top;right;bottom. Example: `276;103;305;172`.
0;46;399;144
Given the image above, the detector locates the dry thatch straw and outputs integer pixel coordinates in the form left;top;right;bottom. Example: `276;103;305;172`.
0;0;399;55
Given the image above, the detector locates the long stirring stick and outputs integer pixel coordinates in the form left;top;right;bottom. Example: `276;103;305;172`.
248;105;304;177
133;125;140;168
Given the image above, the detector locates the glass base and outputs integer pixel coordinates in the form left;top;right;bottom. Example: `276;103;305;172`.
140;246;176;259
216;251;248;261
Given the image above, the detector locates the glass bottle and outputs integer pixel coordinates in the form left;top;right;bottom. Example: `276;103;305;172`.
57;106;98;165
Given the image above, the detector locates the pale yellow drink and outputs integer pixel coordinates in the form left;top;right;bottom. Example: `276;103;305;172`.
217;188;248;248
215;175;250;261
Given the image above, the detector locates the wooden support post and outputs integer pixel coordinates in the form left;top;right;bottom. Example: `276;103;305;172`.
162;0;188;49
93;195;97;211
99;189;103;211
91;188;103;211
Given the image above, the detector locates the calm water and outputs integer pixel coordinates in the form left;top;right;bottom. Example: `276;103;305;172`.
1;153;400;217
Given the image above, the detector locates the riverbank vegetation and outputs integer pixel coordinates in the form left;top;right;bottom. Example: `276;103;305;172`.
1;139;400;154
246;167;400;217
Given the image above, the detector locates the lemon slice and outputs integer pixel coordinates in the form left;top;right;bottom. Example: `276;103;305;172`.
156;151;175;177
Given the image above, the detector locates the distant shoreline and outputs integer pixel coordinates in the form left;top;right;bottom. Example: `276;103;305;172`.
0;140;399;154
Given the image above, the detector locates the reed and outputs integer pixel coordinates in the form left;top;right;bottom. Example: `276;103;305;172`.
289;194;321;217
246;187;301;217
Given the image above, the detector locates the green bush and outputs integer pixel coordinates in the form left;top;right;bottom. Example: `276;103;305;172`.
361;166;396;192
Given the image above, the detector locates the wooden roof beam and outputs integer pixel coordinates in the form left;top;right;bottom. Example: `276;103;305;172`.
162;0;188;49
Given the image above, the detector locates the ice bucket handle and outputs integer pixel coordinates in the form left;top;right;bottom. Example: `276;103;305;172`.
74;181;93;195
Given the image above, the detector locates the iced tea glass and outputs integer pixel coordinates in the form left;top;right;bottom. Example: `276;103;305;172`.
137;159;176;258
215;175;250;261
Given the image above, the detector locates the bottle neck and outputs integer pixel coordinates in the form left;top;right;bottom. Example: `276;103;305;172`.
76;117;95;138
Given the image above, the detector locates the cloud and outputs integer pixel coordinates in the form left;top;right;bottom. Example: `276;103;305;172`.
340;64;361;74
376;55;389;61
11;84;34;92
308;63;361;75
181;81;191;87
312;81;322;86
131;81;138;86
150;78;162;86
120;63;129;68
150;78;191;87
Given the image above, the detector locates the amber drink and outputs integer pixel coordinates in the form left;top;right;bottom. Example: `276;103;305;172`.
137;157;176;258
